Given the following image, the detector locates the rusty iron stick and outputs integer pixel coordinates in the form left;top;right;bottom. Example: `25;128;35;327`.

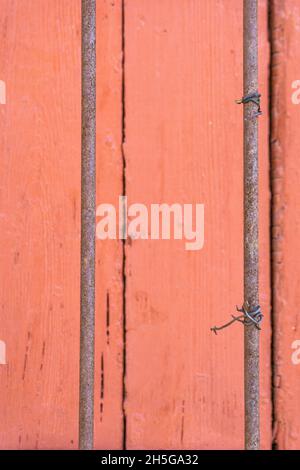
79;0;96;450
243;0;260;450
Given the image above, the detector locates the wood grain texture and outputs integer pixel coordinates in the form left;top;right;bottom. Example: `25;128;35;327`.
123;0;271;449
0;0;81;449
94;0;124;449
0;0;274;450
271;0;300;450
0;0;125;449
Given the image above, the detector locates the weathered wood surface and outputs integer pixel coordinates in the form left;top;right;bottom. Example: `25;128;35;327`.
124;0;271;449
0;0;275;449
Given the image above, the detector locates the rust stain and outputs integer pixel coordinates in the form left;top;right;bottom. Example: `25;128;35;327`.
22;332;31;381
40;341;46;372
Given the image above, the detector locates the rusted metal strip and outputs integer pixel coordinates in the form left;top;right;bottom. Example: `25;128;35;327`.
79;0;96;450
243;0;260;450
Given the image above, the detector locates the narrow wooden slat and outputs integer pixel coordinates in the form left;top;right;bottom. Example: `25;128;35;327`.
124;0;271;449
94;0;124;449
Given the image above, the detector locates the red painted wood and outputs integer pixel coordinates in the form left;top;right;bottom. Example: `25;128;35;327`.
0;0;81;449
123;0;271;449
94;0;124;449
0;0;274;449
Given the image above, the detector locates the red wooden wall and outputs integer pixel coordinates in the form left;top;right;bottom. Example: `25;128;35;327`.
0;0;298;450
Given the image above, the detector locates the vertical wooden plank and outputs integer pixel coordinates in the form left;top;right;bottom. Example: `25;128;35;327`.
0;0;81;448
94;0;124;449
0;0;125;449
124;0;271;449
271;0;300;450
